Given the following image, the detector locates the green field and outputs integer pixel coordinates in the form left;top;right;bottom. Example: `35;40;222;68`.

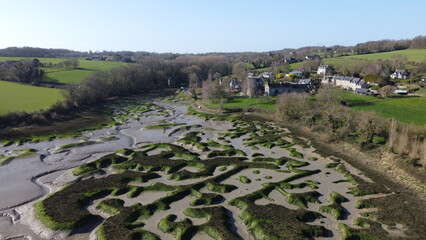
0;57;128;84
340;49;426;63
351;96;426;125
0;81;65;114
43;59;128;84
322;89;426;125
202;96;277;112
321;49;426;70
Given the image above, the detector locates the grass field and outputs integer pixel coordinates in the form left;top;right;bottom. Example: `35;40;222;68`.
43;59;128;84
203;96;277;112
340;49;426;63
0;57;128;84
321;49;426;70
0;81;65;114
328;89;426;125
351;96;426;125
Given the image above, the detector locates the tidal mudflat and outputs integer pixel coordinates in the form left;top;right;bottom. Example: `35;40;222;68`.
0;96;413;240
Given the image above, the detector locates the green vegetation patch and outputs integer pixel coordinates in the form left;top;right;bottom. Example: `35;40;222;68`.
96;198;125;215
158;214;193;237
0;80;65;115
275;187;320;208
334;164;390;196
338;223;385;240
0;148;37;165
230;196;327;239
41;58;128;84
318;192;349;220
60;141;98;149
239;175;251;184
183;206;240;240
72;154;128;176
144;123;185;130
190;190;224;206
351;96;426;125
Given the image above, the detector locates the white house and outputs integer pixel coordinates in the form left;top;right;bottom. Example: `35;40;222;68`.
262;72;275;80
394;89;408;95
323;75;369;90
317;65;332;75
390;69;409;79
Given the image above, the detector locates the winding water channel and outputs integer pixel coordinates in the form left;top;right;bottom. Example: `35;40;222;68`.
0;95;397;240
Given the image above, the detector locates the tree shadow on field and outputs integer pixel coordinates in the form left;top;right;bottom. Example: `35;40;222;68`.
347;101;375;107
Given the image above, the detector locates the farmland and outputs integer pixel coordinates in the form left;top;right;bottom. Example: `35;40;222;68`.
350;96;426;125
202;96;277;112
321;89;426;125
0;80;65;114
43;59;128;84
0;57;128;84
339;49;426;62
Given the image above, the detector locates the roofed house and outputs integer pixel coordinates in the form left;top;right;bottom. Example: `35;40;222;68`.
323;75;368;90
284;57;298;63
355;88;372;96
262;72;275;80
394;89;408;95
229;78;241;92
390;69;409;79
85;56;108;61
286;70;303;78
264;81;311;96
298;79;314;91
317;65;332;75
305;55;321;60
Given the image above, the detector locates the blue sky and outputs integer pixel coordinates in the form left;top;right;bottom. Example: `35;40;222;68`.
0;0;425;53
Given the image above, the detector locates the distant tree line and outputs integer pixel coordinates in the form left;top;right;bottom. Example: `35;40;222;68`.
353;36;426;54
2;36;425;70
0;47;88;58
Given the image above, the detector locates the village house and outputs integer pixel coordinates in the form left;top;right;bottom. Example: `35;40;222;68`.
394;89;408;95
305;55;321;60
262;72;275;80
286;70;303;78
229;78;242;92
317;65;332;75
284;57;298;64
322;75;369;90
85;56;108;61
355;88;374;96
298;79;314;91
390;69;409;79
264;80;312;96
